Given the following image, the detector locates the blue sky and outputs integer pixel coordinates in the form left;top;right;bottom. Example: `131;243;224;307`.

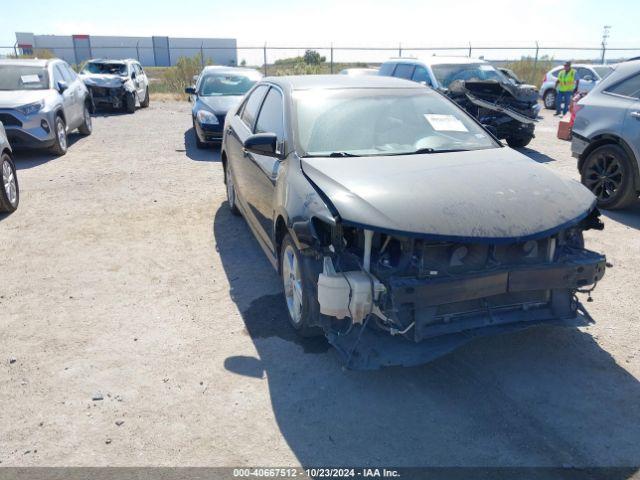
1;0;638;55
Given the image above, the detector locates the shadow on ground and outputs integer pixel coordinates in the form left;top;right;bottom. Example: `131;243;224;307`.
519;146;557;164
182;128;221;162
12;134;84;170
602;201;640;230
213;203;640;470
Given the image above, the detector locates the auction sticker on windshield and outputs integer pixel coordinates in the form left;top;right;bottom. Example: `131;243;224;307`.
21;75;41;83
424;114;468;132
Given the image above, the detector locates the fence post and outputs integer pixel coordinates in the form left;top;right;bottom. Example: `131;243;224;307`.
330;43;334;74
601;42;606;64
136;41;140;62
399;42;402;57
468;42;472;58
200;42;205;67
263;43;268;75
533;41;539;84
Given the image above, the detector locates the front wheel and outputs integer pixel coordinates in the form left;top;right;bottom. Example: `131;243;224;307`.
50;116;68;156
0;152;19;213
224;160;240;216
78;103;92;135
581;144;637;210
280;235;323;337
124;92;136;113
543;90;556;109
506;135;533;149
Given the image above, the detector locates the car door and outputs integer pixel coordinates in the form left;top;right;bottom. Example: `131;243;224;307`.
241;86;285;248
62;63;85;125
619;75;640;163
52;64;78;128
134;63;146;98
225;85;269;234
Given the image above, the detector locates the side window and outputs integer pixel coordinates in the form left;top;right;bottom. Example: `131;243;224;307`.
412;66;432;86
378;63;396;76
254;88;284;140
577;67;594;81
393;64;415;80
62;64;77;82
605;74;640;99
550;68;561;79
240;85;269;128
52;65;65;85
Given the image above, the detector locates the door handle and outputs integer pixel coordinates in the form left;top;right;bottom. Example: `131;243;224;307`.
630;111;640;119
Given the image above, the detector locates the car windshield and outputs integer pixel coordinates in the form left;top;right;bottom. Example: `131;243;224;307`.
82;62;127;76
0;65;49;90
593;66;614;79
199;73;258;96
294;88;498;157
431;63;507;88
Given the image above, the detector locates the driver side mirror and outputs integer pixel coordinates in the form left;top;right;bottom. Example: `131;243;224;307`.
57;80;68;93
243;133;280;158
185;86;196;95
131;71;136;79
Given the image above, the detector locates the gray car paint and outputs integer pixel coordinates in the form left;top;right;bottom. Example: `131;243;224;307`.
0;59;90;149
301;147;595;242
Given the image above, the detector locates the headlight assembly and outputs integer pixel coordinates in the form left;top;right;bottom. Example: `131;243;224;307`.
197;110;219;125
17;100;44;116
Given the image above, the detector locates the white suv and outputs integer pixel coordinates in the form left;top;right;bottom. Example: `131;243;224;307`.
80;59;150;113
539;64;614;109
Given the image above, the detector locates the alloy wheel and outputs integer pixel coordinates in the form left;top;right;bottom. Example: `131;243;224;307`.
584;151;623;201
84;106;92;132
282;244;303;325
226;165;235;208
57;120;67;151
2;159;17;207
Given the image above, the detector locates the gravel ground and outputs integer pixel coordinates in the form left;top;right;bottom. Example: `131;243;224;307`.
1;101;639;469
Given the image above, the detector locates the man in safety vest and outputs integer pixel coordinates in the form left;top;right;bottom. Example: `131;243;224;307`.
554;61;579;116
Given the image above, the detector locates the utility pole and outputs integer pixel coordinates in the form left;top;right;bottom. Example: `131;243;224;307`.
601;25;611;64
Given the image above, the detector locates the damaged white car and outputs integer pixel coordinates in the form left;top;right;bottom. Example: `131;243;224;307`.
221;75;607;369
80;59;149;113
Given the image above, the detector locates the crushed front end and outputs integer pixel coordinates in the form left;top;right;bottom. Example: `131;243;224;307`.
312;210;606;369
446;80;540;147
86;84;126;109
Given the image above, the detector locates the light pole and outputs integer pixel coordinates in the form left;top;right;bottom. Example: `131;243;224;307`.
601;25;611;64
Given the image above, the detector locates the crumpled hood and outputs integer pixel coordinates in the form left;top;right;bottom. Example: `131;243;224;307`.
198;95;243;115
461;80;539;104
80;74;126;88
0;90;55;109
301;148;595;242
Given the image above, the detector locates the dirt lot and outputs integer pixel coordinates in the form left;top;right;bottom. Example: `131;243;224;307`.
1;101;639;469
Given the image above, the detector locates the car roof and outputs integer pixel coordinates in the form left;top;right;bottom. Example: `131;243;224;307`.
0;58;51;67
384;56;488;66
264;74;421;92
202;66;262;75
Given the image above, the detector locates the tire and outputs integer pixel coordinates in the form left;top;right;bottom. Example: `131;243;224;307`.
280;234;322;337
77;103;92;136
224;160;240;216
506;135;533;149
581;144;638;210
124;92;136;113
140;87;150;108
0;152;19;213
195;129;206;149
50;116;68;156
543;90;556;110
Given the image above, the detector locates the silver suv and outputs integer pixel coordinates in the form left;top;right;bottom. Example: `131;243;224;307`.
572;60;640;209
0;58;92;156
539;64;614;109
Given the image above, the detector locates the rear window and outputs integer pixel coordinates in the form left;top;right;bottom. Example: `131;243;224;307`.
378;63;396;76
393;64;415;80
605;73;640;99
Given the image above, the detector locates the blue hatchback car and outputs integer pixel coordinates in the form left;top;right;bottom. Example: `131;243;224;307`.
186;67;262;148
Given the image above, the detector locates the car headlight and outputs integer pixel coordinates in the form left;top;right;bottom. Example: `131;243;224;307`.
197;110;219;125
17;100;44;116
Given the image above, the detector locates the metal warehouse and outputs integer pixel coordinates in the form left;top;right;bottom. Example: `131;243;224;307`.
14;32;237;66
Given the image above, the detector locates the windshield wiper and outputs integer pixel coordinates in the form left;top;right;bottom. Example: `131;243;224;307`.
328;152;360;157
391;148;470;156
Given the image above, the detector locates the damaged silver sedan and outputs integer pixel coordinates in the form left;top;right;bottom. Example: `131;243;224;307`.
221;75;607;369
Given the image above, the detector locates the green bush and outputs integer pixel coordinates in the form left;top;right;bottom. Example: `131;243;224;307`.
161;54;211;93
504;55;554;85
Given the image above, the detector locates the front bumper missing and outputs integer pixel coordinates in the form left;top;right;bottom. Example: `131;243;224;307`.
466;93;538;125
327;248;605;369
89;86;125;109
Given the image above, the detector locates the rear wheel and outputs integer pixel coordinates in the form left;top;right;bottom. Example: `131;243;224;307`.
78;103;92;135
0;152;19;213
280;234;322;337
506;134;533;149
581;144;637;210
543;90;556;109
50;116;68;156
140;87;150;108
